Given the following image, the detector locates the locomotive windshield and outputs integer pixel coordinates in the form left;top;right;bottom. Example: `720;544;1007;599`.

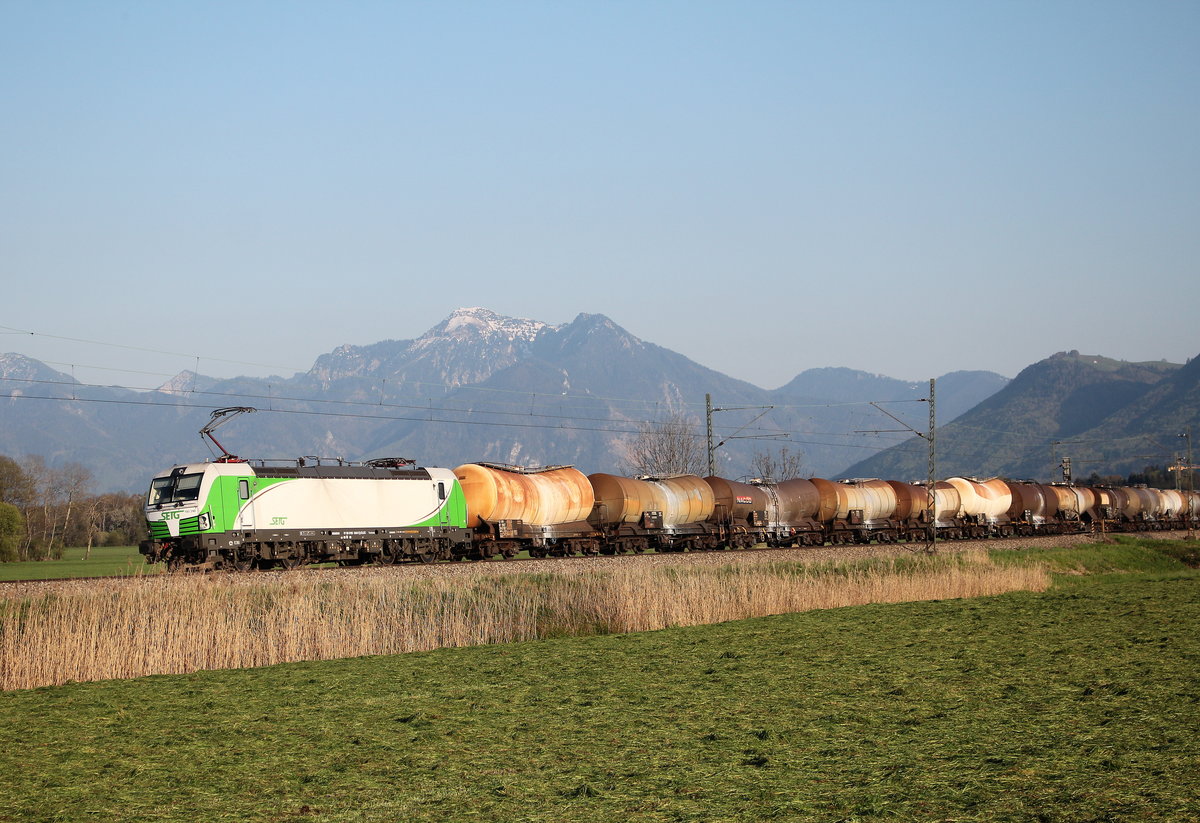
148;472;204;506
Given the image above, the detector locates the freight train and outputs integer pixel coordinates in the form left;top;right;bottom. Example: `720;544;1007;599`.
140;455;1200;572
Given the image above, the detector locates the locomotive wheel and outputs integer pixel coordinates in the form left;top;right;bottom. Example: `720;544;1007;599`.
231;552;255;572
277;555;302;570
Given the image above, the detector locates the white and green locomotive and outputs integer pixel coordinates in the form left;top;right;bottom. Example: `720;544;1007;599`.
140;457;471;570
139;409;470;570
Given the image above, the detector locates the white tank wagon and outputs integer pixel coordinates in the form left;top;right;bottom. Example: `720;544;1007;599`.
924;481;964;534
1160;490;1185;519
141;458;471;570
944;477;1011;537
827;480;900;543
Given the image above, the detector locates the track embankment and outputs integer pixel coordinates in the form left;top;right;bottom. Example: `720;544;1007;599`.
0;530;1175;601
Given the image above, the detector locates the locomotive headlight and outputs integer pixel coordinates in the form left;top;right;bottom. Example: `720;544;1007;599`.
198;512;212;530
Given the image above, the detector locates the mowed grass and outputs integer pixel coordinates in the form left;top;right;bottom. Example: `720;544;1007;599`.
0;539;1197;822
0;545;158;581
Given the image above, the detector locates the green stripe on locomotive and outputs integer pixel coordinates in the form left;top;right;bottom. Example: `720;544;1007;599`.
411;478;468;528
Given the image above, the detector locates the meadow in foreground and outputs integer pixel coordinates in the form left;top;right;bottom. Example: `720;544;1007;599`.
0;538;1197;822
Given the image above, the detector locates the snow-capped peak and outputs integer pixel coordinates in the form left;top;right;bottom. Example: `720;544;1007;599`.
420;307;550;343
155;371;199;395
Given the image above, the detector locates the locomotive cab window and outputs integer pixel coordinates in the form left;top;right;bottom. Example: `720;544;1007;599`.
239;479;250;500
437;482;446;501
148;472;204;505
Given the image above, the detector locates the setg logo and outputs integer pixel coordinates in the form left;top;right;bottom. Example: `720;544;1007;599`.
162;511;181;520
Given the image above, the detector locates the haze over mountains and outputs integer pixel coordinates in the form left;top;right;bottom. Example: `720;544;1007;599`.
2;307;1192;493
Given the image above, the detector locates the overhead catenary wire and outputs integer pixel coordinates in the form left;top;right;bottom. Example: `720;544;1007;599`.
0;372;917;444
0;383;914;453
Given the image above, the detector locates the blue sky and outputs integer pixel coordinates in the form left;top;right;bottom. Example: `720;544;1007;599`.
3;0;1198;390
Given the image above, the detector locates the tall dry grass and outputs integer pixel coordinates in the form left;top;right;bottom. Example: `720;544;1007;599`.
0;552;1049;690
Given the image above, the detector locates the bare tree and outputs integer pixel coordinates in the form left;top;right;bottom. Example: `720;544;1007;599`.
622;411;708;477
749;446;806;482
6;456;94;560
49;463;93;559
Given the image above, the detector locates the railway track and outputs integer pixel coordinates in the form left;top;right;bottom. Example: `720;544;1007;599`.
4;530;1182;599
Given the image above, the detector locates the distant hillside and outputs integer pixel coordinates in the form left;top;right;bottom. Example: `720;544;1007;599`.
776;367;1007;424
841;351;1193;481
0;308;1008;491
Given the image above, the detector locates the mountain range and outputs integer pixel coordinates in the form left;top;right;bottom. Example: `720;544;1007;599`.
842;350;1199;482
4;307;1190;493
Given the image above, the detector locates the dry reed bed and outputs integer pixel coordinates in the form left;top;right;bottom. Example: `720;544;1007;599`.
0;552;1050;690
0;529;1111;603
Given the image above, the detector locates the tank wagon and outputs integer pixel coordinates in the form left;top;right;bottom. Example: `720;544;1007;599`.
704;476;827;548
454;463;597;559
588;473;719;552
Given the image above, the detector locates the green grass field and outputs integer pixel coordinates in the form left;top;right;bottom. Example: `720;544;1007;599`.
0;545;157;581
1;538;1197;822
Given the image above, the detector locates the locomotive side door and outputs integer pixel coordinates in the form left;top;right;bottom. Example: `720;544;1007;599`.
436;480;449;526
237;477;255;530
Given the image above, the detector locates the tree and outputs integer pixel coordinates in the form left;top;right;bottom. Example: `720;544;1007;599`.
622;411;707;477
749;446;806;481
0;502;22;562
0;456;34;507
3;455;94;561
93;493;146;547
47;463;93;559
